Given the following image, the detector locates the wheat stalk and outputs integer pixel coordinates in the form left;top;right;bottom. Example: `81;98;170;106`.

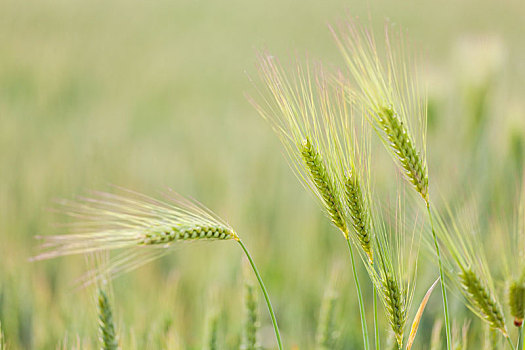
382;273;406;348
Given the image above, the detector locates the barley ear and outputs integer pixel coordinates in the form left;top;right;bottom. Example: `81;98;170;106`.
301;137;348;235
241;281;259;350
459;269;507;334
97;289;118;350
508;271;525;327
378;106;429;202
382;273;406;348
344;174;373;262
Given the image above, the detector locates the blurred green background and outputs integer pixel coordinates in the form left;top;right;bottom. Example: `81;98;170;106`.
1;0;524;348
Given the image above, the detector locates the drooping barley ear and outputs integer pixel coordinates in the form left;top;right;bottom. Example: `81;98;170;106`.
459;268;507;334
242;281;259;350
301;137;348;235
97;289;118;350
139;224;236;245
344;173;373;262
203;309;219;350
378;106;429;202
509;273;525;327
315;289;339;349
382;273;406;348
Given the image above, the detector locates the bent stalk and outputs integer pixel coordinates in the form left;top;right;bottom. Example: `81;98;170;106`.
237;239;283;350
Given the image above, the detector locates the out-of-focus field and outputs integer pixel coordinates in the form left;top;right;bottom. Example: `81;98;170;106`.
1;0;524;348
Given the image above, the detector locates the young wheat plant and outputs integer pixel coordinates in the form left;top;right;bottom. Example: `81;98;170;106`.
33;189;283;349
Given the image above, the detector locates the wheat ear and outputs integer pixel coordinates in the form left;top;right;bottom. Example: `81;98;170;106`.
459;268;506;334
301;138;348;235
97;289;118;350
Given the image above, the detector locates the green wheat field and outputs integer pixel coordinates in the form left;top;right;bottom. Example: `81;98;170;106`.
1;0;525;349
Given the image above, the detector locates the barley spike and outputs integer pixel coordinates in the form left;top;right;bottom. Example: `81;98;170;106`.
378;106;428;201
344;174;373;262
301;138;348;234
97;289;118;350
459;269;506;333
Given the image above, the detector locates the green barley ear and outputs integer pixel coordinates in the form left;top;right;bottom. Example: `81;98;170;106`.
331;21;429;203
242;281;259;350
377;106;428;201
344;173;373;262
382;273;406;348
97;289;118;350
301;138;348;235
508;269;525;327
459;268;506;334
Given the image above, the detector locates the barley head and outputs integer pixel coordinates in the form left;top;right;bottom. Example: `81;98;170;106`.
97;289;118;350
344;174;373;262
301;138;347;234
508;271;525;327
242;281;259;350
382;273;406;348
33;189;238;281
459;268;506;334
331;21;429;202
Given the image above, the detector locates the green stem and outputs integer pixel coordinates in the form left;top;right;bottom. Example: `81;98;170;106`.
374;287;380;350
346;237;370;350
505;334;515;350
237;239;283;350
516;324;525;350
426;202;452;350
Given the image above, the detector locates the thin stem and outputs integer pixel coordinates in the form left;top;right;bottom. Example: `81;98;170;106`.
517;325;524;350
237;239;283;350
426;202;452;350
374;287;380;350
346;237;370;350
505;334;515;350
